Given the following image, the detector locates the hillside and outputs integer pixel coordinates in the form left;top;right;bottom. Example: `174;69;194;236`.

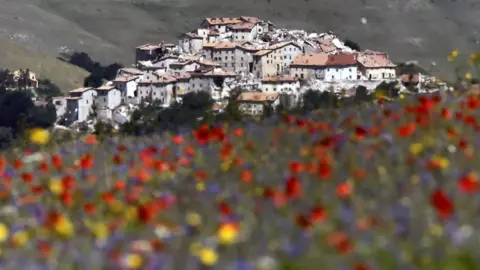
1;0;480;80
0;36;89;92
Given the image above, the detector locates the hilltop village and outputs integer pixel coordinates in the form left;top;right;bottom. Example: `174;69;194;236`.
48;16;446;127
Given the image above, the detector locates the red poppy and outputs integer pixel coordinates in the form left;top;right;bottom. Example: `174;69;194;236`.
310;205;327;223
80;154;94;170
102;191;115;204
172;135;184;145
327;231;353;254
21;172;34;183
337;182;352;198
184;145;196;157
193;124;211;144
60;192;74;207
240;170;253;183
31;185;44;195
288;161;304;174
397;123;416;137
353;263;370;270
61;175;76;191
114;180;126;191
317;162;332;179
209;126;226;142
295;214;312;230
137;203;155;223
233;128;244;137
13;159;23;169
354;126;368;140
285;175;302;198
459;173;478;194
195;171;207;181
38;242;52;257
83;203;96;214
431;189;454;219
113;154;123;165
217;201;232;216
51;154;63;169
441;108;452;120
84;135;97;144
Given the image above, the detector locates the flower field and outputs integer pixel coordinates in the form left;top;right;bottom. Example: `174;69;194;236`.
1;90;480;270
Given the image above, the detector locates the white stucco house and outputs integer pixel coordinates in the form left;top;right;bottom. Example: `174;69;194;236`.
290;53;358;81
228;22;258;42
179;32;204;54
52;96;67;118
137;73;177;106
200;17;243;33
261;75;300;93
212;42;238;72
236;92;280;116
66;87;97;123
356;50;396;80
269;41;303;69
112;75;139;104
95;85;122;120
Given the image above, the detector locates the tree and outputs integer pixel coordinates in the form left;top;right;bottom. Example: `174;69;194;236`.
0;90;35;132
0;127;13;149
301;90;338;112
344;39;360;51
27;103;57;129
354;85;372;102
36;79;62;100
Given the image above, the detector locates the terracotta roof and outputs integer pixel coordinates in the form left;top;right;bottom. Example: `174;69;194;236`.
203;42;219;48
96;85;116;91
357;51;396;68
66;97;82;100
254;49;273;56
69;87;93;93
136;43;162;51
214;42;238;49
113;76;138;83
237;44;261;51
261;75;299;83
318;43;337;53
190;69;237;77
237;92;279;102
240;16;262;24
139;74;177;84
195;59;220;66
204;17;242;25
326;53;357;66
291;53;329;66
182;32;203;39
268;41;299;50
119;68;143;75
228;22;257;30
170;60;195;67
173;73;191;80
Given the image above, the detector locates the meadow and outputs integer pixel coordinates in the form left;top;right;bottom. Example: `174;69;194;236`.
2;81;480;269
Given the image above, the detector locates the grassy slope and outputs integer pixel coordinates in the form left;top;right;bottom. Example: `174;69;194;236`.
0;36;89;92
16;0;480;79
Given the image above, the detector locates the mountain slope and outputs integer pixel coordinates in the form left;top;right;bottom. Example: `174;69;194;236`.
0;36;89;92
2;0;480;79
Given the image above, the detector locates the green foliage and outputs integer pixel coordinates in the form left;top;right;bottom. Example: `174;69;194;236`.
36;79;62;99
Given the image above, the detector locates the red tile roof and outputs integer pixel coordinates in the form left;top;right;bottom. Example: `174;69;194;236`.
325;53;357;66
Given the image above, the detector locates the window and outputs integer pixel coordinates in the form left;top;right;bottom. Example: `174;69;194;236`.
232;63;234;67
231;56;234;60
241;57;244;61
225;57;227;60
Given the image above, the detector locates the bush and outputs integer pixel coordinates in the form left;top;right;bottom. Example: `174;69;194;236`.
344;39;361;51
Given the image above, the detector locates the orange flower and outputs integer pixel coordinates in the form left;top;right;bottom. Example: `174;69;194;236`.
337;182;352;198
240;170;253;183
397;123;416;137
288;161;304;174
84;135;97;144
172;135;184;145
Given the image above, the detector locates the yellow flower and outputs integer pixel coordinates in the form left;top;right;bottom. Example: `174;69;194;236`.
124;253;143;269
55;216;74;238
409;143;424;156
469;53;480;65
0;223;9;243
48;179;64;195
29;128;50;145
124;206;138;222
198;247;218;266
431;156;450;169
85;220;109;241
11;231;29;247
196;182;205;191
451;49;459;58
465;72;472;80
109;200;125;214
217;223;239;245
399;94;405;99
186;212;202;227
